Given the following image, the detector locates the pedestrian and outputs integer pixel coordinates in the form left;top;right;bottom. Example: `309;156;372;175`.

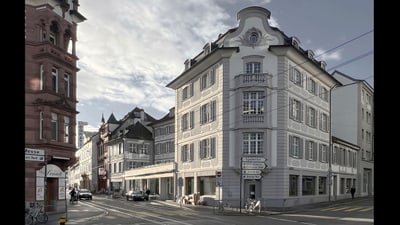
70;188;77;203
350;186;356;199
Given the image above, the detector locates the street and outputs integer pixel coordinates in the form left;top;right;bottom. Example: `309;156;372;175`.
49;195;373;225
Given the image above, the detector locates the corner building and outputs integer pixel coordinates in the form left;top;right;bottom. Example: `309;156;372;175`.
25;0;85;212
167;6;339;207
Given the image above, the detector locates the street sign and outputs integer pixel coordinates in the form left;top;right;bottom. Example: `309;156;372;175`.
25;148;45;156
25;148;45;161
216;170;222;186
242;174;262;180
242;157;266;162
242;169;262;175
25;154;45;162
242;162;266;169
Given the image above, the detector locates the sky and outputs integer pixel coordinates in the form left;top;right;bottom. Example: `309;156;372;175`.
75;0;374;131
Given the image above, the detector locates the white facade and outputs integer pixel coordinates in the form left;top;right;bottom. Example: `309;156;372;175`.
167;6;338;207
331;71;374;197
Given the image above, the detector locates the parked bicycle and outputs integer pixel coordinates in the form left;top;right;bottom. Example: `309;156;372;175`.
244;198;261;213
25;202;48;225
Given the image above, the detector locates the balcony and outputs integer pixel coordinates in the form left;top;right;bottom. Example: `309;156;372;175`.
34;43;76;66
234;73;270;88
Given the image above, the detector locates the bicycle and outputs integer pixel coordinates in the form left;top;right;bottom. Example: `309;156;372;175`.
25;202;48;225
244;198;261;214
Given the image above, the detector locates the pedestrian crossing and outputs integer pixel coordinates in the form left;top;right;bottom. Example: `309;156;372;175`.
320;206;373;212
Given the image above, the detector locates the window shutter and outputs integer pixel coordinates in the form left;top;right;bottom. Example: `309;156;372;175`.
305;141;310;159
300;102;304;122
289;66;294;82
313;142;317;161
289;135;293;156
190;144;194;161
289;98;293;119
299;138;303;159
319;144;322;162
211;138;216;158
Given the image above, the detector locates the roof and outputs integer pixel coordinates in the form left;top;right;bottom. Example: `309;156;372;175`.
124;122;153;140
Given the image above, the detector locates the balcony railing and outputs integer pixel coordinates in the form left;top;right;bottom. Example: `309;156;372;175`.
234;73;270;87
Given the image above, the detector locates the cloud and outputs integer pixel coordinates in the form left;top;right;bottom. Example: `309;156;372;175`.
76;0;233;119
314;49;342;61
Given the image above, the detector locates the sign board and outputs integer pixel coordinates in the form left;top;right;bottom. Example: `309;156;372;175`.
242;169;262;175
25;154;45;162
242;157;266;162
25;148;45;156
242;174;262;180
242;162;266;170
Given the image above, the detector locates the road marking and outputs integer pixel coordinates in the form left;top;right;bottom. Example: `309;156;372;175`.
358;207;373;212
330;206;352;211
344;207;364;211
283;213;374;223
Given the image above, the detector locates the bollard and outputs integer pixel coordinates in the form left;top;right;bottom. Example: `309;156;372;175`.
59;217;67;225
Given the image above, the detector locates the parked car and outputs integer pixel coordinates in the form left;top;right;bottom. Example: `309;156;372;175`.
78;189;92;200
126;190;148;201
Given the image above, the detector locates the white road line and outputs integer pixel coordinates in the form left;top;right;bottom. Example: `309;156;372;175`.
283;213;374;223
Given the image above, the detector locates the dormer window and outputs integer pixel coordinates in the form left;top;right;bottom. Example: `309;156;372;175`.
306;50;314;59
291;36;300;49
319;61;327;70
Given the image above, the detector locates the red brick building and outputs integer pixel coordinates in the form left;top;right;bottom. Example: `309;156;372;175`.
25;0;85;212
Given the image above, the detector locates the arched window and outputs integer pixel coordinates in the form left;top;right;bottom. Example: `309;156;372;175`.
49;21;59;45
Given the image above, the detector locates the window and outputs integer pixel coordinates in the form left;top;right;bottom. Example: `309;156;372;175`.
305;140;317;161
289;97;303;122
307;77;318;95
243;92;264;114
181;113;188;131
64;73;70;97
306;106;317;128
302;176;316;195
289;67;303;87
63;116;70;143
289;135;303;158
319;144;328;162
289;175;298;196
319;177;327;194
181;143;194;162
50;22;58;45
182;82;194;100
40;64;44;90
52;67;58;93
39;111;43;140
242;132;263;154
200;69;216;90
199;137;216;159
320;86;328;101
245;62;261;74
129;143;137;153
51;113;58;141
200;100;216;124
319;112;329;132
199;176;216;195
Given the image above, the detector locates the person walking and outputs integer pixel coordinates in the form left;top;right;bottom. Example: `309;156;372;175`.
350;186;356;199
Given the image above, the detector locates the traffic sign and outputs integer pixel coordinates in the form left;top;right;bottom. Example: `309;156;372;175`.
242;170;262;175
242;162;266;169
216;171;222;177
242;174;262;180
242;157;266;162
